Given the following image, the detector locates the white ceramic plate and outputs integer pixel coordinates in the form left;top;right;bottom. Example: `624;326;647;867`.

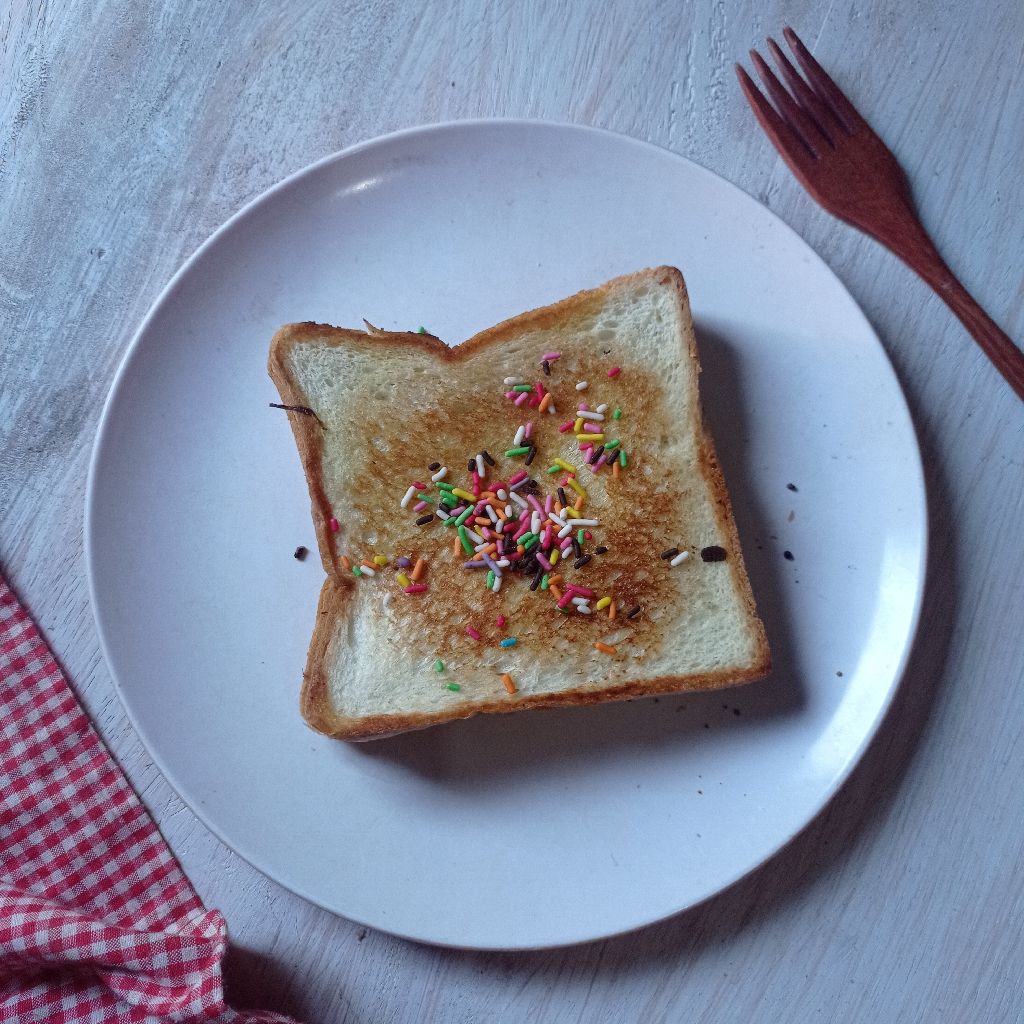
87;121;926;949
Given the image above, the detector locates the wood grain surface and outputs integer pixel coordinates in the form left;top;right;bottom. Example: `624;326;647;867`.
2;1;1022;1021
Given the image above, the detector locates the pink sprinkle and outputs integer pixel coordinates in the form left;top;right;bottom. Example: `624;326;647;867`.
542;525;553;548
514;392;530;406
517;509;530;523
588;455;608;473
481;526;494;539
559;421;574;433
608;367;621;378
413;500;428;512
578;402;589;412
506;551;523;561
524;421;534;439
559;538;573;552
560;474;575;485
328;517;339;532
512;524;530;542
567;584;595;597
584;530;592;540
527;394;540;407
579;442;593;452
536;552;552;571
557;591;574;609
544;495;552;513
542;351;561;361
474;499;488;513
526;494;544;514
509;470;528;485
496;614;506;628
412;481;427;490
472;470;481;496
534;381;545;400
404;584;428;594
466;626;481;640
505;391;516;400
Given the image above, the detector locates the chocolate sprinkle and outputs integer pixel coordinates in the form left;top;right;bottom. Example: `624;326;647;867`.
542;359;551;376
558;487;567;506
572;538;582;559
573;554;592;569
428;462;441;471
481;450;496;467
627;606;641;619
293;546;308;560
594;545;608;555
660;547;679;560
590;445;605;464
525;445;537;466
467;458;476;473
415;513;434;526
701;545;728;562
530;570;543;591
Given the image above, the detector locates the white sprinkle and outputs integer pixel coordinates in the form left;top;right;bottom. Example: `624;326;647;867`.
509;477;530;491
486;505;499;523
359;565;376;577
548;512;566;528
513;424;525;446
504;504;514;517
504;376;524;385
510;492;528;509
547;401;557;415
474;542;490;552
530;512;541;534
670;550;690;567
436;508;450;520
571;596;590;606
476;453;486;477
496;558;511;568
576;603;593;614
431;466;448;481
557;523;573;539
571;518;599;527
575;381;588;391
578;410;605;421
492;574;503;592
400;485;417;508
497;488;508;500
466;528;485;544
596;403;608;414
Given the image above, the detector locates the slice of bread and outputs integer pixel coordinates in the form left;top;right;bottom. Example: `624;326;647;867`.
269;267;770;740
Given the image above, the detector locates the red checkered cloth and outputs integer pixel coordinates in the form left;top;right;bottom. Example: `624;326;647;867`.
0;574;299;1023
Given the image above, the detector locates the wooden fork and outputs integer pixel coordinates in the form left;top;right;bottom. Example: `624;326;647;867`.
737;26;1024;400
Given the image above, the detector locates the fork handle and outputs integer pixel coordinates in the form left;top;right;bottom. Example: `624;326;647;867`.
876;207;1024;401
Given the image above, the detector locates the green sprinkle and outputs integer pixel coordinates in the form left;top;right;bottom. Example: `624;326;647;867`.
458;525;474;554
505;446;531;457
487;569;495;589
577;528;585;545
441;493;458;508
612;408;622;420
512;385;533;393
558;605;570;613
416;492;434;501
547;465;560;474
434;659;445;673
541;573;550;590
454;506;474;526
499;637;518;648
604;439;620;451
436;480;455;491
525;535;541;550
352;565;362;577
619;450;627;467
447;682;461;691
416;326;427;334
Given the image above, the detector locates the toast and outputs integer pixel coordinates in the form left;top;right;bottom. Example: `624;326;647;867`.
269;267;770;740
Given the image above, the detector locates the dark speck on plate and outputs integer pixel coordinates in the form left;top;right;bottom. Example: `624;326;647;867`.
783;550;795;561
700;545;727;562
787;482;798;492
293;546;308;560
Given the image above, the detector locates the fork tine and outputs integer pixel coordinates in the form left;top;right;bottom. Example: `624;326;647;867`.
765;36;837;145
783;26;865;133
735;63;814;172
749;49;821;158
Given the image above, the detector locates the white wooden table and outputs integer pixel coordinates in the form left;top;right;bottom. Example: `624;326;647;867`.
3;2;1023;1020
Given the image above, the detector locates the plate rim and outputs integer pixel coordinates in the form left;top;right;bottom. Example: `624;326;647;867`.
85;117;929;949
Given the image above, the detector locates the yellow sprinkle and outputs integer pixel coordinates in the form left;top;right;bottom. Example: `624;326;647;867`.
554;458;576;473
452;488;475;501
567;478;587;497
565;507;580;519
372;555;388;566
576;433;605;442
550;548;560;566
596;596;611;610
397;572;411;587
573;417;584;432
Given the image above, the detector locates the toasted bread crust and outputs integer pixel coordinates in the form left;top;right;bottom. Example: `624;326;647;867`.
270;268;770;739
